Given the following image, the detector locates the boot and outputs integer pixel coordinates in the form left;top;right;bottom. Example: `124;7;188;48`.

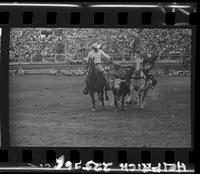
105;80;111;90
151;77;157;86
83;87;88;95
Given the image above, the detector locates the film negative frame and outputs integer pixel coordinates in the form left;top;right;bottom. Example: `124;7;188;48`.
0;2;198;173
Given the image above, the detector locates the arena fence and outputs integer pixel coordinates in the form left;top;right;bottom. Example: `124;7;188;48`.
9;52;191;77
9;54;69;65
9;65;191;77
9;52;191;65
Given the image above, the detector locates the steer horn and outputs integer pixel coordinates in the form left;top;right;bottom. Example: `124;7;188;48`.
120;79;127;82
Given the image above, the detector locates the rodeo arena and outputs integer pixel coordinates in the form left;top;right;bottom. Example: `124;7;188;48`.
9;28;191;147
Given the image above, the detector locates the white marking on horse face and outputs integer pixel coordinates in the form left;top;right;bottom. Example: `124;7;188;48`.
113;79;122;89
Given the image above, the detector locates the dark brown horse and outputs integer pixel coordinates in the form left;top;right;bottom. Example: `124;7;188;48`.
86;58;109;111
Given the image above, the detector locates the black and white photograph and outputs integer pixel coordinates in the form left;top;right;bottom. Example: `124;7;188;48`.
0;27;1;146
9;28;191;147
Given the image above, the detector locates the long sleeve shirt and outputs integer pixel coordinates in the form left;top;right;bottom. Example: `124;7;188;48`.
133;55;143;71
86;49;110;64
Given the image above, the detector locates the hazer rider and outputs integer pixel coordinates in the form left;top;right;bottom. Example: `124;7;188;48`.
143;50;157;86
132;50;157;87
83;43;111;95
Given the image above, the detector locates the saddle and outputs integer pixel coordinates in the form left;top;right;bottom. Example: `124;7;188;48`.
132;70;146;80
132;70;149;91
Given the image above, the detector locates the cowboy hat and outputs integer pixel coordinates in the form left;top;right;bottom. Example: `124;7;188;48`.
92;43;99;49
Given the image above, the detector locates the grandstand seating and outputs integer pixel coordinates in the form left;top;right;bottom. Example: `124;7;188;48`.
9;28;192;65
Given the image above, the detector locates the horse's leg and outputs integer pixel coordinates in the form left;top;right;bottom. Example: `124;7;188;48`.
121;95;125;110
105;88;109;101
128;81;133;104
101;91;105;108
132;89;137;105
142;88;148;101
89;91;96;111
136;91;139;107
142;81;150;101
138;92;141;108
131;84;136;104
142;85;150;107
98;92;102;101
139;80;151;108
113;91;118;108
126;91;131;104
139;92;144;109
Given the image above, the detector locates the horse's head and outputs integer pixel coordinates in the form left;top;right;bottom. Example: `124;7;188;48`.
88;58;94;73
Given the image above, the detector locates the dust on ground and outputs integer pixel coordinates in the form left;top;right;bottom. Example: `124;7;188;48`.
9;75;191;147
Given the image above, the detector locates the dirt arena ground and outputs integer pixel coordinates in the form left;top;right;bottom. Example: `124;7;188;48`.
9;75;191;147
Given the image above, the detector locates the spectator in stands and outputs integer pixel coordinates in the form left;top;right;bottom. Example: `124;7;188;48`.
18;67;24;76
10;28;191;65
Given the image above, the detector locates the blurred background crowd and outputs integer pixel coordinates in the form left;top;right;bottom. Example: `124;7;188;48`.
9;28;191;65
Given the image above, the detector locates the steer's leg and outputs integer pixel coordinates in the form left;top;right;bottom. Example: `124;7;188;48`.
89;91;96;111
114;96;118;108
113;92;118;108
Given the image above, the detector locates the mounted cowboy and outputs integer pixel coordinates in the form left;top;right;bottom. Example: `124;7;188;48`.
142;49;157;87
126;50;154;108
132;50;145;80
83;42;111;95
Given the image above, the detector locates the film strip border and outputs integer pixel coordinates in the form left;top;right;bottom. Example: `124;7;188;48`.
0;148;195;172
0;2;198;26
0;2;198;173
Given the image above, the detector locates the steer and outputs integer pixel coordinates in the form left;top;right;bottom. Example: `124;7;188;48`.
112;66;135;110
112;79;131;110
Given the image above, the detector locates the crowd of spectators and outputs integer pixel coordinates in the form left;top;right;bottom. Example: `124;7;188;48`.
9;28;192;64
